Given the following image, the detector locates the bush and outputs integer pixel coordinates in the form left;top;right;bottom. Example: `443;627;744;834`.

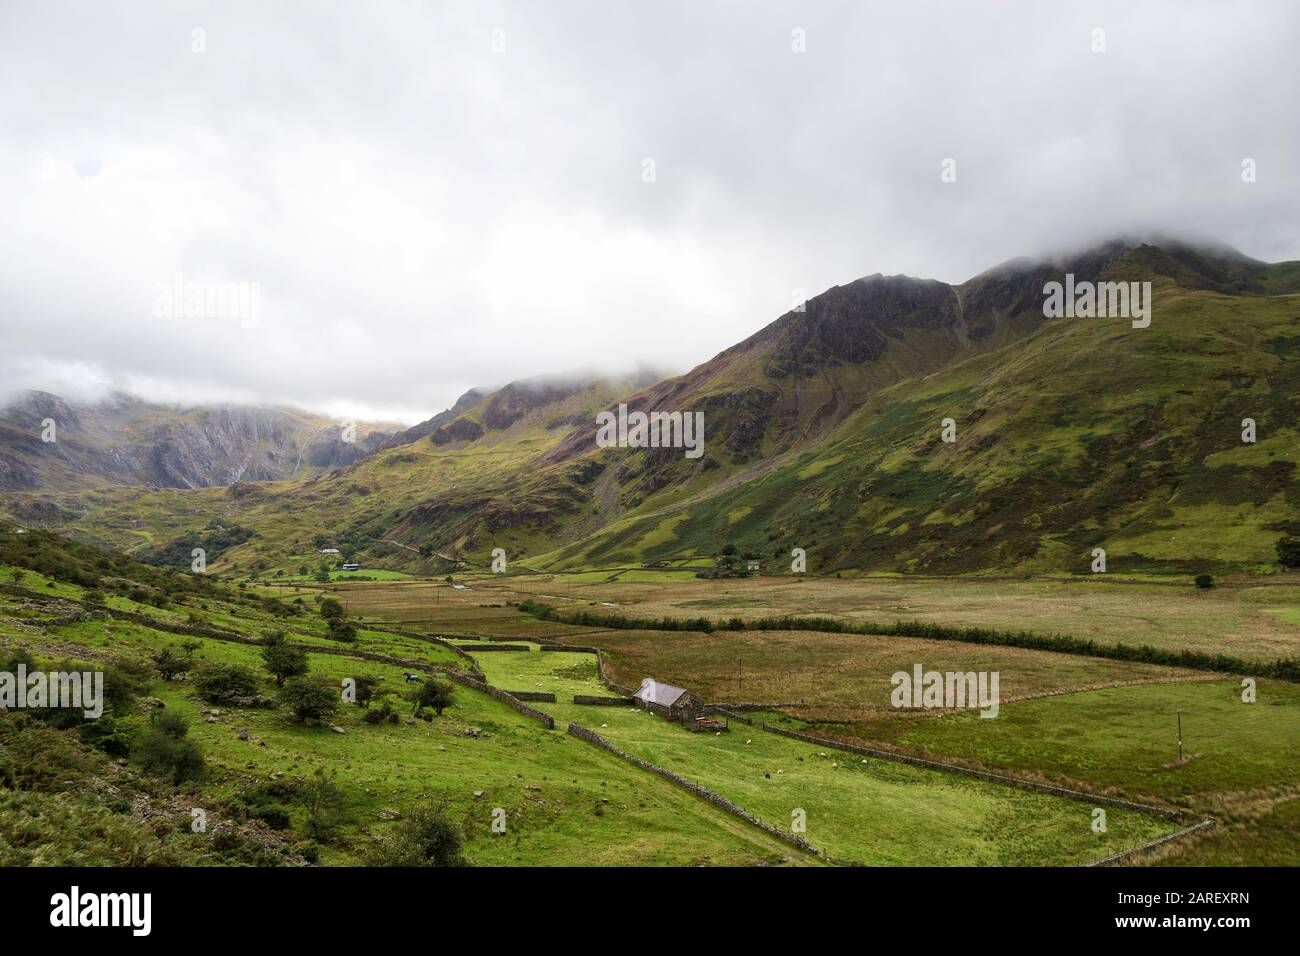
410;680;455;717
191;663;261;704
238;796;292;830
0;790;207;866
1195;574;1215;589
151;645;193;681
279;678;339;724
362;695;401;724
369;801;467;867
131;712;204;784
0;713;104;792
326;618;357;643
348;675;380;707
318;597;344;621
1278;537;1300;568
12;656;151;731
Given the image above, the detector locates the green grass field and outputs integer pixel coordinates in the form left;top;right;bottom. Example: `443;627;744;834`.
838;679;1300;803
468;646;624;700
459;645;1182;865
151;651;811;867
4;537;1294;868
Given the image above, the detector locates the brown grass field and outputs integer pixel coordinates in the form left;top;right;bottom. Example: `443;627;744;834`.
550;628;1209;720
490;573;1300;663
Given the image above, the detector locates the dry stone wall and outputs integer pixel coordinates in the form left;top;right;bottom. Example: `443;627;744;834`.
567;721;817;857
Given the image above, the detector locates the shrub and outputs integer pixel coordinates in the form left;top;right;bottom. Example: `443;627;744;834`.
0;790;206;866
318;597;344;621
369;801;467;867
362;695;401;724
326;619;357;643
131;712;204;784
1195;574;1215;589
410;680;455;716
348;675;380;707
151;645;193;681
191;663;261;704
16;657;151;731
279;678;339;724
238;796;292;830
0;713;104;792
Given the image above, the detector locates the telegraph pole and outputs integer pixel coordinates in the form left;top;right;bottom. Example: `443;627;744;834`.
1177;708;1184;763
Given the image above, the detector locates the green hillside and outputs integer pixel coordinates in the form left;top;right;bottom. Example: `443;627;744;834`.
4;239;1299;579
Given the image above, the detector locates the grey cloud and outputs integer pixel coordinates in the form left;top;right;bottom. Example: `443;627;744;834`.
0;0;1296;423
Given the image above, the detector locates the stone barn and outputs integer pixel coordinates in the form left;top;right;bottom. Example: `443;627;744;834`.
632;678;702;722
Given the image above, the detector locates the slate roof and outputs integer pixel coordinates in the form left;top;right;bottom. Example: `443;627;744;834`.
633;678;689;707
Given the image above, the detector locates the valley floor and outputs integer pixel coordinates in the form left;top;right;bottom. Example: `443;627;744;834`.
4;545;1296;866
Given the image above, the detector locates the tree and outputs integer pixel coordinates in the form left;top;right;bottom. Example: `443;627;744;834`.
1194;574;1215;589
418;543;434;558
131;711;204;784
1277;537;1300;569
279;677;339;723
411;679;455;716
313;563;331;583
369;801;467;867
261;632;309;686
300;769;354;841
319;597;344;621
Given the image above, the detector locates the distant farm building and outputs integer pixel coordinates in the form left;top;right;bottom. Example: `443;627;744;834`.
632;678;702;722
341;563;360;571
319;548;340;554
746;560;761;571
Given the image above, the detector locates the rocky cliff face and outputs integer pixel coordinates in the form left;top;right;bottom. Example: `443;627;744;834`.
0;391;396;491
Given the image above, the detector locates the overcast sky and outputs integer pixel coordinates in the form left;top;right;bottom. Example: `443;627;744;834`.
1;0;1297;424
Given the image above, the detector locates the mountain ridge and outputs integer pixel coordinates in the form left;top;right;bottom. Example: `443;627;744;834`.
4;236;1300;578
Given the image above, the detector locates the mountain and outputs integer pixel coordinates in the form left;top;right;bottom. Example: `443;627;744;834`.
0;391;397;491
5;238;1300;577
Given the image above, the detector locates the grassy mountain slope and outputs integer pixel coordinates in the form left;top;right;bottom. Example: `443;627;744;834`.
4;239;1299;578
534;249;1300;574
